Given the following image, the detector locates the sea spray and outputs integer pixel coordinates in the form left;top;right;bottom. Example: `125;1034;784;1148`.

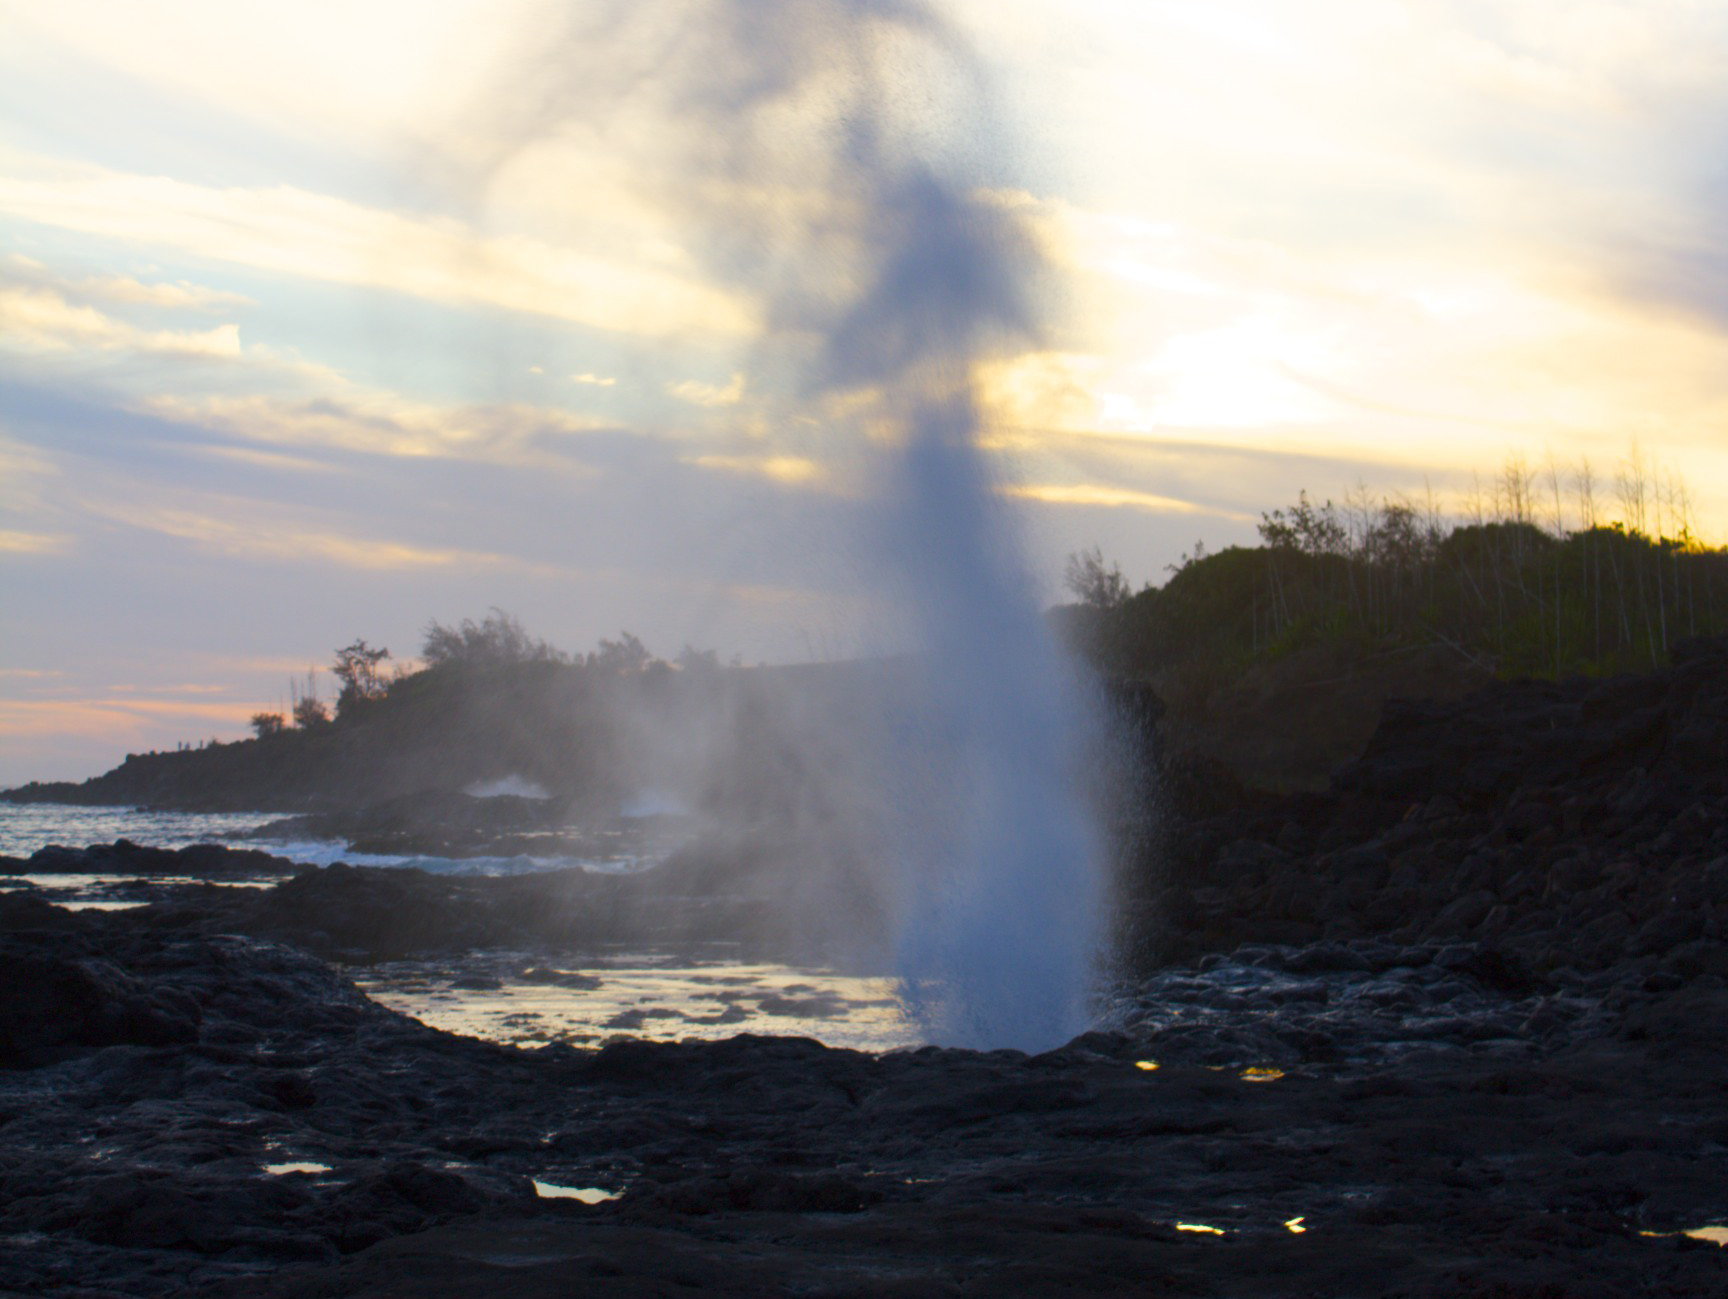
477;0;1105;1049
798;122;1103;1049
871;399;1105;1049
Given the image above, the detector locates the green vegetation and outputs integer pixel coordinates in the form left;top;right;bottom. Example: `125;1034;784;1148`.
1063;456;1728;697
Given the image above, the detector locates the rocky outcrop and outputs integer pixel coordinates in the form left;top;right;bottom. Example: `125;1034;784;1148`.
1127;636;1728;977
8;839;302;879
0;920;1724;1296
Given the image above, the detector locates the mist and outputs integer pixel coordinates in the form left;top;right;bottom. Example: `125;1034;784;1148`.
458;0;1107;1050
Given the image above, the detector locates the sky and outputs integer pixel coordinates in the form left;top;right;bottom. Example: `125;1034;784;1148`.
4;0;1728;784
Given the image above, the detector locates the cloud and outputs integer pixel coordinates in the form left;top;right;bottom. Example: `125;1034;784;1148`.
975;189;1728;506
0;697;271;742
687;453;822;485
0;529;72;555
0;271;621;467
571;373;616;386
135;390;612;462
1002;482;1243;517
668;372;746;407
86;496;561;574
2;0;534;152
108;683;232;695
0;148;759;340
4;254;252;311
192;444;338;475
0;283;243;357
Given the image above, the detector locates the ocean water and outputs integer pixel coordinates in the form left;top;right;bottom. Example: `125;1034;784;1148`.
0;800;925;1050
0;801;657;877
0;802;284;859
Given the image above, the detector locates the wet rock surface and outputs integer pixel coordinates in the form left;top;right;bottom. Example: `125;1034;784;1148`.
1;922;1725;1296
0;838;301;881
4;640;1728;1295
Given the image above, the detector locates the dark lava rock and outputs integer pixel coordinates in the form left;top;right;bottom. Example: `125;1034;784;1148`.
0;891;93;932
0;922;1724;1297
1130;636;1728;981
0;948;200;1067
6;839;300;879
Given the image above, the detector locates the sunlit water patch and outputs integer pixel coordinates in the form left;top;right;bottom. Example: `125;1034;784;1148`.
532;1181;618;1203
353;948;924;1053
0;872;281;911
1640;1225;1728;1246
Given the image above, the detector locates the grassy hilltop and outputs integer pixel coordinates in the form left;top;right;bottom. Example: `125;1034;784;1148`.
1058;466;1728;787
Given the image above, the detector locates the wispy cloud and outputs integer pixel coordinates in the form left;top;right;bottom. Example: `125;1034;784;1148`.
1002;482;1244;517
88;498;558;573
190;444;338;475
0;148;759;339
668;372;746;407
4;254;252;311
0;528;72;555
136;390;582;461
0;697;271;741
108;683;232;695
0;283;242;357
687;453;822;485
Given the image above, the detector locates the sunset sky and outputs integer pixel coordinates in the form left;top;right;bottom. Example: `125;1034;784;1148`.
4;0;1728;784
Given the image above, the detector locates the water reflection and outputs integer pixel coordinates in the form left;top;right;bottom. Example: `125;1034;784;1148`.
1640;1226;1728;1246
532;1181;619;1203
0;873;278;910
355;949;924;1053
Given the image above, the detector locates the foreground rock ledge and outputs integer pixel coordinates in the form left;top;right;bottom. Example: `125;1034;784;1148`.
2;921;1726;1298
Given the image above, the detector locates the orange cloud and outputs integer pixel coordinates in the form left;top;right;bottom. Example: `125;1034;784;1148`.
0;697;272;741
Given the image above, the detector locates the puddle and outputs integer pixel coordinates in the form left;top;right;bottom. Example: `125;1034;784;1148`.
1640;1226;1728;1246
0;873;278;911
532;1181;619;1203
355;950;922;1052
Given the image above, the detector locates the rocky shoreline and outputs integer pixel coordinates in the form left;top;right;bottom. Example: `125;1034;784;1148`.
3;917;1725;1297
3;640;1727;1295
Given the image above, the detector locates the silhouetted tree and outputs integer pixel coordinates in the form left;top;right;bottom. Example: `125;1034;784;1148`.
676;645;721;674
288;671;330;729
585;632;654;674
1064;546;1131;608
332;639;392;716
421;608;563;670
